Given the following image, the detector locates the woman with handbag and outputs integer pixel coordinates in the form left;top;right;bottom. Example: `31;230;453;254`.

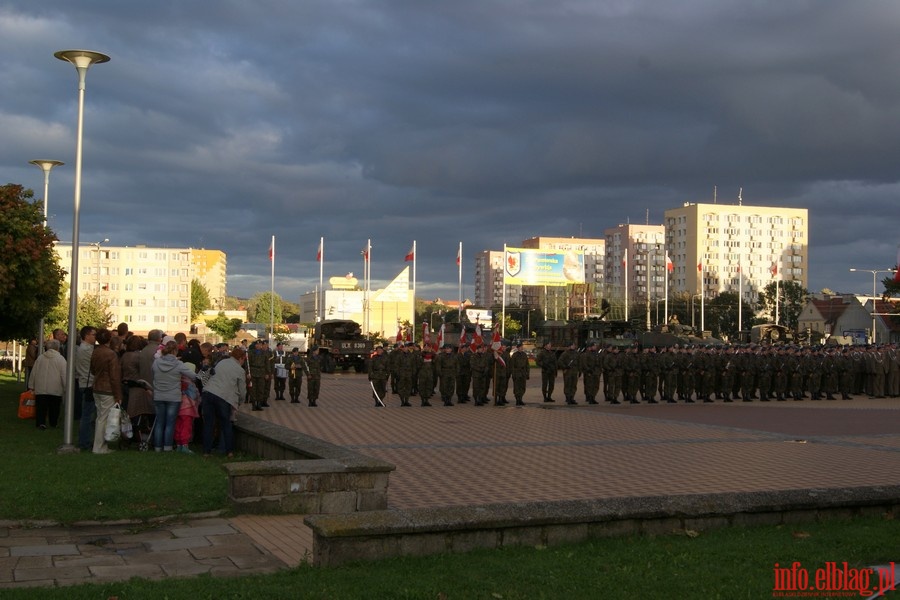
152;337;198;452
90;329;123;454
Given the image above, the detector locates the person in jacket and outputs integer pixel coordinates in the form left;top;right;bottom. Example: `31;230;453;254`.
201;346;247;457
28;338;67;430
152;337;198;452
89;329;123;454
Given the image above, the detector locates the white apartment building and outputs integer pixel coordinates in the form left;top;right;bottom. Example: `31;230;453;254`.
604;223;666;307
54;243;227;334
664;203;808;303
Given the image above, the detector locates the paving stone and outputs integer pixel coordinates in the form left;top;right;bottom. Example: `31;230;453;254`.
145;537;211;553
10;544;79;557
14;565;90;582
89;563;165;579
170;524;236;538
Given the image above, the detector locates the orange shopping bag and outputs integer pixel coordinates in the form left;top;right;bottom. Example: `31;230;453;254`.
18;390;36;420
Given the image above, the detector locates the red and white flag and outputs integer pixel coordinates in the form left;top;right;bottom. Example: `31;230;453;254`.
268;237;275;261
423;322;431;346
769;261;778;278
437;323;445;350
456;245;461;266
665;252;674;272
316;238;323;262
362;247;369;262
396;325;403;342
405;244;415;262
697;261;703;272
405;328;412;342
473;320;483;347
895;244;900;282
491;327;501;351
623;248;628;270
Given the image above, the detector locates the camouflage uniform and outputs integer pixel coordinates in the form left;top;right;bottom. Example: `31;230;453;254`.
470;346;490;406
456;345;472;403
395;346;416;407
286;349;306;403
368;347;390;406
435;346;458;406
580;344;601;404
247;342;272;411
305;348;324;406
509;345;530;405
535;344;558;402
416;349;436;406
559;344;580;404
492;346;511;405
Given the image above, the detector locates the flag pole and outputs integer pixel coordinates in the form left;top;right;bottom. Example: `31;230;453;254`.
624;248;629;322
411;240;416;343
457;242;462;321
318;237;324;322
775;260;780;326
270;235;275;338
700;262;705;333
664;251;669;325
501;244;507;338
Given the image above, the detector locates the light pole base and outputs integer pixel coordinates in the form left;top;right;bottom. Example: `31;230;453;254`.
56;444;80;455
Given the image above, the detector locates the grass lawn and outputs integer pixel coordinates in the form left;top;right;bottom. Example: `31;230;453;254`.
0;373;235;522
2;372;897;598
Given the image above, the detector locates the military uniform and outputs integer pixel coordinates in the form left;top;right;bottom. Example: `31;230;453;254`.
395;345;416;407
368;347;390;406
416;349;436;407
535;343;558;402
470;346;490;406
509;344;530;406
492;346;511;405
305;348;324;406
580;344;601;404
456;345;472;403
559;345;580;404
247;342;273;411
286;348;306;403
603;346;624;404
436;345;458;406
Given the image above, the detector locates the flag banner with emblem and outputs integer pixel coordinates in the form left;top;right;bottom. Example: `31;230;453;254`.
502;247;585;286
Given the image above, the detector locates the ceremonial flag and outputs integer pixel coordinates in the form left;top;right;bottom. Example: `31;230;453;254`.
396;325;403;342
405;244;415;262
268;237;274;261
697;261;703;272
316;238;323;262
623;248;627;270
362;246;369;262
405;328;412;342
769;261;778;277
437;323;445;350
491;326;501;351
473;320;483;347
456;245;461;266
423;321;431;346
665;252;674;272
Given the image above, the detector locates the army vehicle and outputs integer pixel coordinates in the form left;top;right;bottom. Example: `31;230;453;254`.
750;323;795;344
536;318;637;353
312;319;373;372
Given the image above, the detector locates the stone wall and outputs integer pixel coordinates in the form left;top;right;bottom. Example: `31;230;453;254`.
225;413;394;515
304;486;900;567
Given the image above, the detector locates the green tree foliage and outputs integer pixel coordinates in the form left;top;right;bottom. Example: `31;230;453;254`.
757;280;809;330
0;184;65;340
206;312;242;341
45;291;113;333
190;279;211;322
706;291;754;340
248;291;283;325
282;300;301;323
501;314;523;337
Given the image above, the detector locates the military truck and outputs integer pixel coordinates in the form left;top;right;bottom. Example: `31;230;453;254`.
536;318;637;353
750;323;795;345
312;319;373;372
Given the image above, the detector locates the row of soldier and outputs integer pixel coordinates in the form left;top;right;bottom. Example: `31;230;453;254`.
243;340;333;410
544;342;900;405
367;340;900;407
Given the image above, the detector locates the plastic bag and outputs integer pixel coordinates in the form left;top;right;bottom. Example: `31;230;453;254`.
120;408;133;439
105;403;122;442
18;391;36;419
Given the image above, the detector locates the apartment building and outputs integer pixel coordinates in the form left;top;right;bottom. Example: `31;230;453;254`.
664;203;808;303
54;243;227;333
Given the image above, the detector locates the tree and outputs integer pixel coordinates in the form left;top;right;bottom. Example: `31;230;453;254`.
282;300;301;323
501;314;523;338
190;279;211;322
248;291;283;326
757;280;809;330
0;184;65;340
206;312;242;341
45;289;113;333
706;292;754;340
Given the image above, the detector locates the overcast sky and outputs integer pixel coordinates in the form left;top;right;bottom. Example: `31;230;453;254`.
3;1;900;303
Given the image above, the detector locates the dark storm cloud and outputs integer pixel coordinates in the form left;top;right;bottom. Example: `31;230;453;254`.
3;0;900;305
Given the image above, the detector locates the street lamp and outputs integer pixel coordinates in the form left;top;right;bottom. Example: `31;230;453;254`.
690;293;702;330
28;159;64;352
849;268;897;344
55;49;110;453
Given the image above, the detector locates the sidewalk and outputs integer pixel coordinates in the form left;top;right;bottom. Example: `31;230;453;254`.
2;373;898;588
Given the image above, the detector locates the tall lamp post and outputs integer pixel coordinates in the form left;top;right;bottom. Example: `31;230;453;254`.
90;238;109;293
849;268;896;344
55;49;110;453
28;159;65;354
